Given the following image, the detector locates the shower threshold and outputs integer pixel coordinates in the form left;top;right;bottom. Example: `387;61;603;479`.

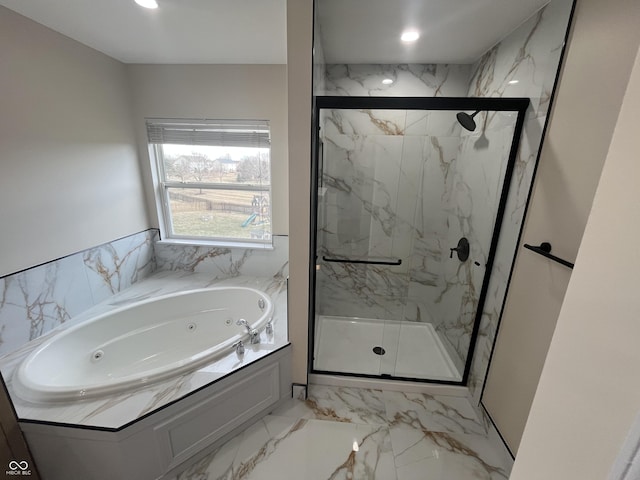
314;315;462;382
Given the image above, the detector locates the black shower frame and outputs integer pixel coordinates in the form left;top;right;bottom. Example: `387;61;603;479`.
308;95;530;386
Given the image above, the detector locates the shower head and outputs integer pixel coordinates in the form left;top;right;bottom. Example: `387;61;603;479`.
456;110;480;132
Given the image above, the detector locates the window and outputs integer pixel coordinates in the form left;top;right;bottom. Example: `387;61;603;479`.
147;119;271;246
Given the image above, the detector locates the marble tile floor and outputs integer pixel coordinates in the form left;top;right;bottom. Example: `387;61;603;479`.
178;385;512;480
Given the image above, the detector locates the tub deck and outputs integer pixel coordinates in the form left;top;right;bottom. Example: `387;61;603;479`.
0;271;289;430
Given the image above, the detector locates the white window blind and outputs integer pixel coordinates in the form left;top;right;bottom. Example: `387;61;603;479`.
146;119;270;147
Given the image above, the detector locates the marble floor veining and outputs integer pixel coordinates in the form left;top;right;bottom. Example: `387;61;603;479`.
178;385;512;480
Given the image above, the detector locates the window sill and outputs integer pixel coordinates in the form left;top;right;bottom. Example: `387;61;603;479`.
156;238;274;251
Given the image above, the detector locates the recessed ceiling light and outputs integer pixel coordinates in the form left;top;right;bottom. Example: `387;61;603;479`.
401;30;420;42
508;80;519;85
382;78;394;85
135;0;158;9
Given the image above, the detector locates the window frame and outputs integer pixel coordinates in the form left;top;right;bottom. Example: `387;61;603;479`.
147;118;273;248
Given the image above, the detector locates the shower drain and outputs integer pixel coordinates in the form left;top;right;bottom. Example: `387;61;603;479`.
372;346;386;356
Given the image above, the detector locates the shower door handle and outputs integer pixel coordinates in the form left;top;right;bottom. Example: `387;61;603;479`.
322;256;402;266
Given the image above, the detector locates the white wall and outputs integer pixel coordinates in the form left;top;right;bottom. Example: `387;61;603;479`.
0;7;149;277
511;41;640;480
127;64;289;236
287;0;314;384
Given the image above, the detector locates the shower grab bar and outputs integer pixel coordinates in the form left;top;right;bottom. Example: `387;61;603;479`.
322;256;402;266
523;242;574;269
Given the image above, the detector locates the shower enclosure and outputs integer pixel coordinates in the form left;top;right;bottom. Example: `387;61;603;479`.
309;96;528;384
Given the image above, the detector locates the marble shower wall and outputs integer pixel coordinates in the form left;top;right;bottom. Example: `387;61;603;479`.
317;111;461;305
466;0;574;403
427;114;517;369
317;64;485;370
322;64;471;97
0;232;289;358
316;65;471;337
314;0;573;385
316;106;517;371
0;229;157;357
317;109;430;321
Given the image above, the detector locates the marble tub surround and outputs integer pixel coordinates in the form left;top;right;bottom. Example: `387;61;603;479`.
178;385;512;479
84;229;158;299
0;271;288;429
0;232;288;359
155;234;289;279
0;229;157;357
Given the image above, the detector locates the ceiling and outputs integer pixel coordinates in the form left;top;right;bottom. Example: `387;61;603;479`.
0;0;287;64
0;0;549;65
317;0;550;64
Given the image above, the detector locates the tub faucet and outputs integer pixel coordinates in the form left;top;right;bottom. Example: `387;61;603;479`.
237;319;260;344
232;340;245;355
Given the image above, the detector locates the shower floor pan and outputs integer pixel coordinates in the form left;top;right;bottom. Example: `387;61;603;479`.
314;315;462;382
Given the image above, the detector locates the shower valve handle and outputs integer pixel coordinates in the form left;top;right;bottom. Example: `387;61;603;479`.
449;237;470;262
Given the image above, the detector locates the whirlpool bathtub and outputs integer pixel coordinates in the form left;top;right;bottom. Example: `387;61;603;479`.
13;287;274;403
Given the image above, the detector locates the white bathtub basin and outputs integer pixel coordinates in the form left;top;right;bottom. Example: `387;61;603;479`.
13;286;273;403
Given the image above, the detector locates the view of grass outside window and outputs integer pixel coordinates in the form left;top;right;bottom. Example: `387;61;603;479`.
147;119;271;245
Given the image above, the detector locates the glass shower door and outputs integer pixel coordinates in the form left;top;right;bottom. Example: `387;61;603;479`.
311;98;527;384
313;107;410;376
